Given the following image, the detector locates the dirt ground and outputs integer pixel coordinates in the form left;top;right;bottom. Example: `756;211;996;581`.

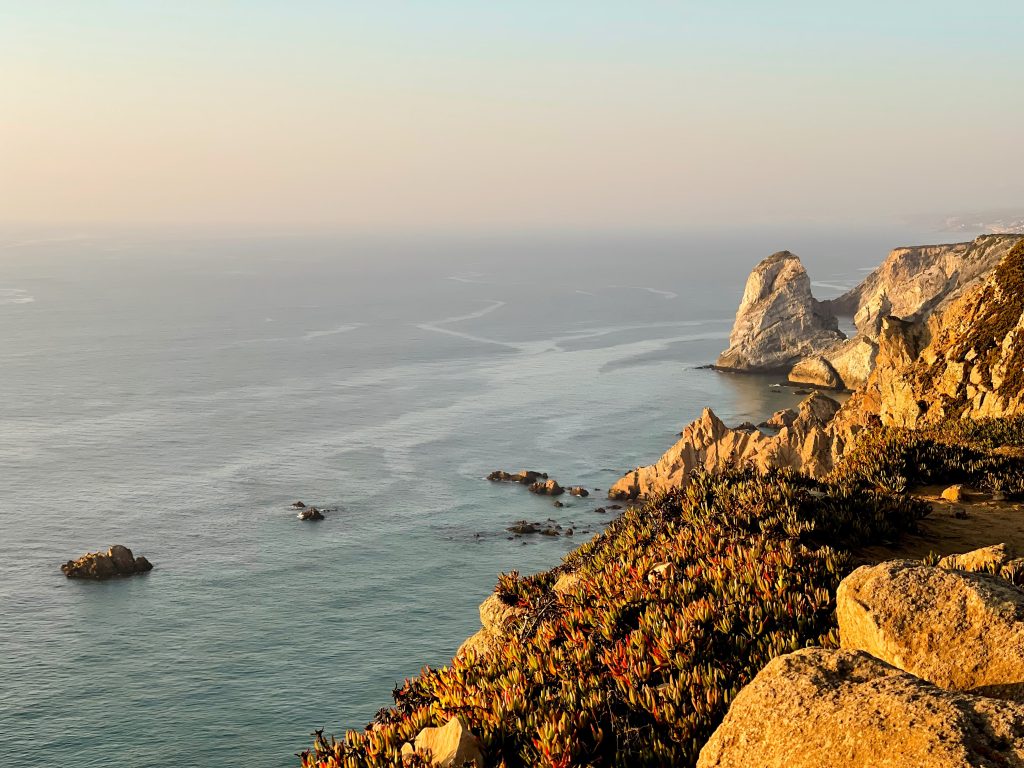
856;484;1024;564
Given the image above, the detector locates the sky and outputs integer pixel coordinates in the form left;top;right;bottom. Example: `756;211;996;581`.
1;1;1022;233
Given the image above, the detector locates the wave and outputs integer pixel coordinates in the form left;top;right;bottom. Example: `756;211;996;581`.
609;285;678;300
811;281;854;292
303;323;362;341
0;288;35;305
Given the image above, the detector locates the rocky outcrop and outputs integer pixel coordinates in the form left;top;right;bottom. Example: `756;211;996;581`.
856;239;1024;427
401;716;485;767
696;648;1024;768
829;234;1024;338
528;479;564;496
837;559;1024;698
456;594;525;659
609;393;841;500
717;251;844;371
297;507;325;521
61;545;153;580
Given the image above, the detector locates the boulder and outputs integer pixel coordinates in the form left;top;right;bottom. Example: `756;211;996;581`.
938;543;1020;573
822;336;877;390
788;356;842;389
836;559;1024;696
717;251;844;371
401;716;485;767
528;479;564;496
61;547;152;580
696;648;1024;768
759;409;796;429
568;486;589;497
291;501;305;508
506;521;539;534
456;593;524;659
107;545;136;574
941;484;965;502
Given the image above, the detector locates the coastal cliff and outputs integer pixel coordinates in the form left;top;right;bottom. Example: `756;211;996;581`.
716;251;844;372
717;234;1024;392
303;235;1024;768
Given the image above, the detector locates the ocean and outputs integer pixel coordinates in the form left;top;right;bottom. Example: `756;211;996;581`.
0;226;952;766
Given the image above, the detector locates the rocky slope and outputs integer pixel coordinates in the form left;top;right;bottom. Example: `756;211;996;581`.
716;251;844;371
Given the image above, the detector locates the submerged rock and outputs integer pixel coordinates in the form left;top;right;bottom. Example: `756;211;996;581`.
487;469;547;484
297;507;325;521
567;486;589;497
61;546;153;580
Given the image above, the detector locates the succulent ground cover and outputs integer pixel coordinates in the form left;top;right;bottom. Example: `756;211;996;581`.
833;416;1024;496
300;448;945;768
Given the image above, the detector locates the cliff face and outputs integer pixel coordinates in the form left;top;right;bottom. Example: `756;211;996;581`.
718;234;1024;391
861;239;1024;427
716;251;844;371
830;234;1024;339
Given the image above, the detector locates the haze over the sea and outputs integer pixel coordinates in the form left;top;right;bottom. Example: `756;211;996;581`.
3;1;1023;235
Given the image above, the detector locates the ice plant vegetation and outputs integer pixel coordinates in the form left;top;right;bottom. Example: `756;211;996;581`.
302;418;1024;768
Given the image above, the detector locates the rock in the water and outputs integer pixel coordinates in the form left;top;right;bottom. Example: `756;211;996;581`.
528;479;564;496
400;716;485;767
506;521;539;534
107;544;136;574
941;484;965;502
696;648;1024;768
552;500;563;508
291;500;306;508
836;559;1024;696
487;469;547;484
788;356;842;389
61;546;152;580
567;486;589;497
717;251;844;371
297;507;325;521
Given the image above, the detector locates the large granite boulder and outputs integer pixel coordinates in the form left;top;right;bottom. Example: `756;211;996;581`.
717;251;844;372
836;559;1024;697
696;648;1024;768
787;356;842;389
61;545;153;580
455;593;525;659
401;716;485;767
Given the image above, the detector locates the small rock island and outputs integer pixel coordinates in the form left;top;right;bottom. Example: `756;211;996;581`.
61;545;153;580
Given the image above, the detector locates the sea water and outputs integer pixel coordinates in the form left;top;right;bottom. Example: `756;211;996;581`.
0;227;952;766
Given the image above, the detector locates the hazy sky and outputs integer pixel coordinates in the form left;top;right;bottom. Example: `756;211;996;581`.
2;2;1022;232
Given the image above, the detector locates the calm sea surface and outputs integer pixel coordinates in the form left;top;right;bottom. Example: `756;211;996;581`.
0;228;952;766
